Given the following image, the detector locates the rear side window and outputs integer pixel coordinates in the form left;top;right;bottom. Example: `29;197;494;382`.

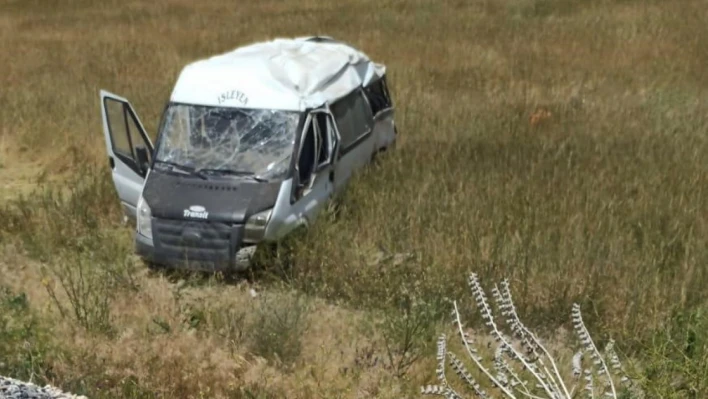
363;76;392;116
330;90;373;150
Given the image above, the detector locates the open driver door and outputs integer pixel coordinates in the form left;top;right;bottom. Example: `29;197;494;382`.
99;90;154;222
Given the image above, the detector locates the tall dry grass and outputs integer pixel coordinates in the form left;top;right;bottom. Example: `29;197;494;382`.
1;0;708;397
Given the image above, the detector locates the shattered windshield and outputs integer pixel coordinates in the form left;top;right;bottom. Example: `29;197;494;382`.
153;104;300;181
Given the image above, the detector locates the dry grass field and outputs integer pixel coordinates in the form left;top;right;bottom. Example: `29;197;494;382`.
2;0;708;397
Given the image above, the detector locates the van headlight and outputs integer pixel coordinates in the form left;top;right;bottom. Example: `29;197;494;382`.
137;195;153;239
244;208;272;243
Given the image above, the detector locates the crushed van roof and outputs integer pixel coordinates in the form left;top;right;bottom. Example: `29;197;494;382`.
169;37;386;111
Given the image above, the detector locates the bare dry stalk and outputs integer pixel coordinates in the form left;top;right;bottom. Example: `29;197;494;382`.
421;272;644;399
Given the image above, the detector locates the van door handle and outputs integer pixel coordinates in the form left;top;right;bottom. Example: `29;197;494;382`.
329;170;334;182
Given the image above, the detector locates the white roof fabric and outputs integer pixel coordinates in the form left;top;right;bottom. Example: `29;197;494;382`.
169;37;386;111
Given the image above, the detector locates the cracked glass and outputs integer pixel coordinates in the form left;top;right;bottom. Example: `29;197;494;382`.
153;104;301;181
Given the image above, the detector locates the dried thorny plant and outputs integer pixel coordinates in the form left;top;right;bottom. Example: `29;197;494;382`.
421;273;645;399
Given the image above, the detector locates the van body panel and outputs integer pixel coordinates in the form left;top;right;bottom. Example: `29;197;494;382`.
141;171;281;223
114;171;146;221
262;179;302;240
263;170;334;241
168;38;386;112
333;132;377;194
373;107;396;151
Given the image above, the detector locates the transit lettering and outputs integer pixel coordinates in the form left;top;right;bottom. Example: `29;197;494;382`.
183;209;209;219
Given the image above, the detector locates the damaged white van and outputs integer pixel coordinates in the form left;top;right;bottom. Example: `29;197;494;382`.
99;36;397;271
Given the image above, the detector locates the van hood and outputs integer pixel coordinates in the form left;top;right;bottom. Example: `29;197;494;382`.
141;170;282;224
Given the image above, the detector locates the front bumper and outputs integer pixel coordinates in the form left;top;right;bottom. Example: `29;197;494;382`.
135;218;257;272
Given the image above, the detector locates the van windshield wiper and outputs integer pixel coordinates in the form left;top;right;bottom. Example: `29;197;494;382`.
194;168;268;182
155;160;207;180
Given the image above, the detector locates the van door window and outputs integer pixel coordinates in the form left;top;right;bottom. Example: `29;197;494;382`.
105;99;133;158
315;113;330;166
297;118;318;192
330;90;373;153
104;97;152;175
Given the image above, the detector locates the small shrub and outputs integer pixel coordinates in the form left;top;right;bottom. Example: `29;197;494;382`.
206;304;248;349
1;166;138;336
246;290;311;368
0;286;51;382
2;167;120;261
371;288;446;378
640;307;708;397
42;254;114;335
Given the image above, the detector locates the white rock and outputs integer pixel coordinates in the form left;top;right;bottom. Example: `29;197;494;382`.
0;375;88;399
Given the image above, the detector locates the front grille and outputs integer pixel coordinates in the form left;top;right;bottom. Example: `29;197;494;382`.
153;218;234;263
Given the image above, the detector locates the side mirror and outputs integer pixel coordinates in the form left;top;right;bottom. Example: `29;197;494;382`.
135;145;151;175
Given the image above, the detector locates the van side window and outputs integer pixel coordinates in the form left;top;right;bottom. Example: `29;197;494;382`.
104;98;152;172
297;119;317;187
363;76;392;116
330;90;373;151
315;113;330;165
105;99;134;158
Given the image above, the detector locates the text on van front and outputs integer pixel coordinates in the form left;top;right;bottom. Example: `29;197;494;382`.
184;205;209;219
217;90;249;106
